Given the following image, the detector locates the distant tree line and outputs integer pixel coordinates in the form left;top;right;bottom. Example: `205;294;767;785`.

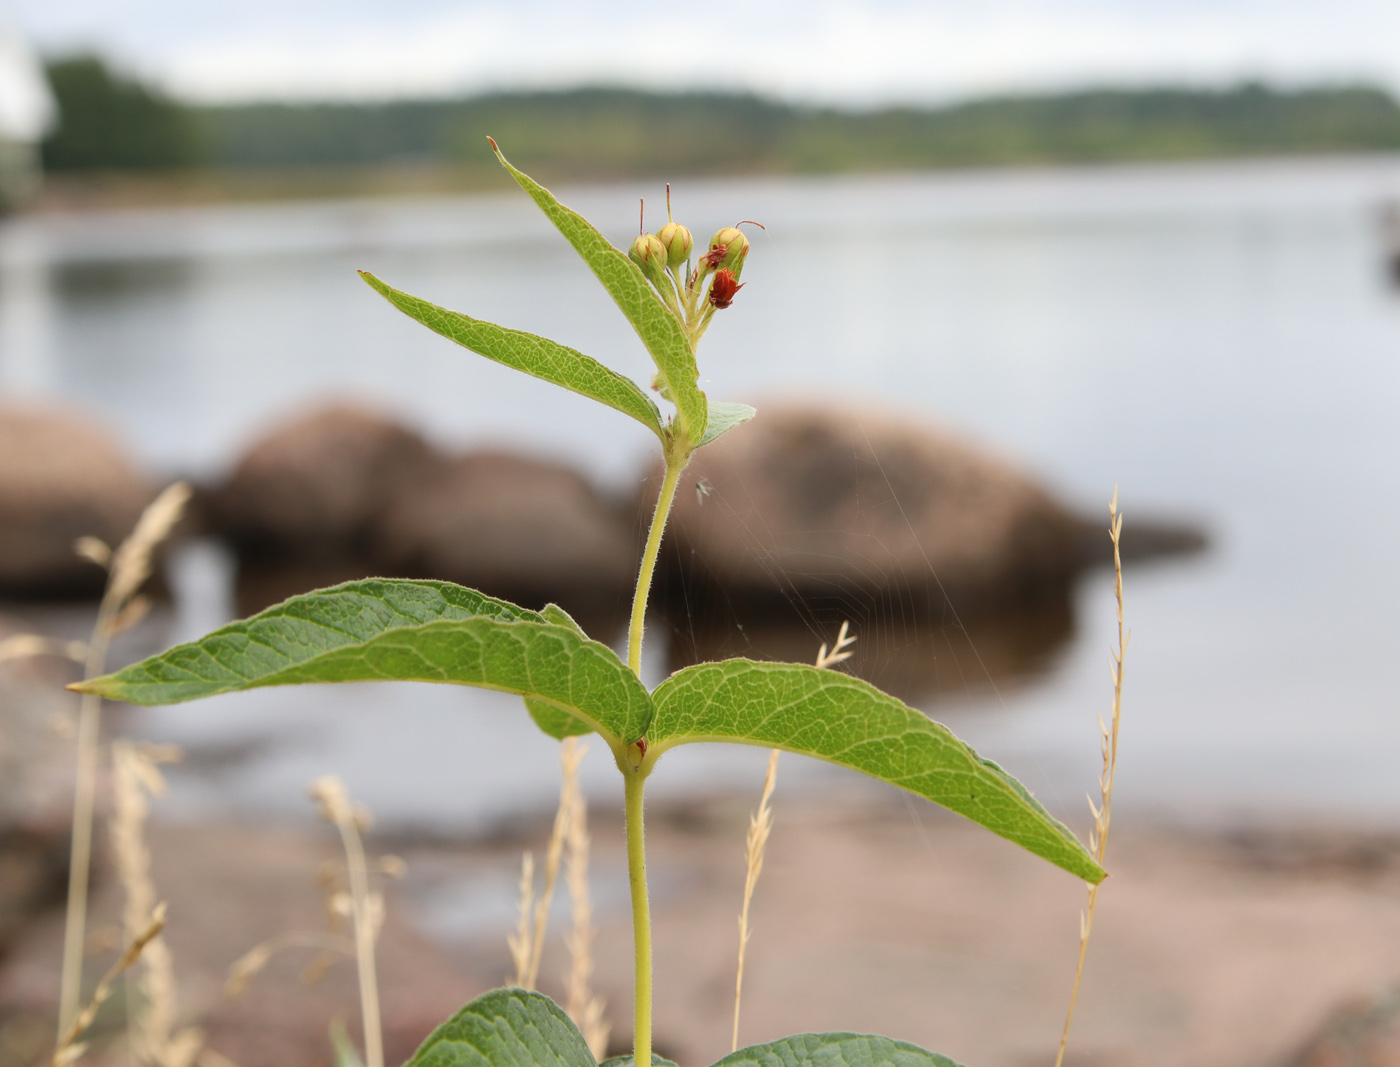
40;54;1400;179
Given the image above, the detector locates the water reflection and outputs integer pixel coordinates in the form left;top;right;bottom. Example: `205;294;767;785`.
663;584;1076;708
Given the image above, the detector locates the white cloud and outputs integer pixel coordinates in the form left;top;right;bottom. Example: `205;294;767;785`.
9;0;1400;104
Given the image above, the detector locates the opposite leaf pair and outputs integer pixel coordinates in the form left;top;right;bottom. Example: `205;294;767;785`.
75;577;1104;884
405;989;965;1067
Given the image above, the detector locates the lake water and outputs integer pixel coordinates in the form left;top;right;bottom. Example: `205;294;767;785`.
3;154;1400;833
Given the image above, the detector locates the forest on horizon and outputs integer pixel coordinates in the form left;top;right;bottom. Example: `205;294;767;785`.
39;55;1400;185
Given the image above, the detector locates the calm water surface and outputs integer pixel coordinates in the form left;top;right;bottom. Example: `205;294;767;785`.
3;155;1399;832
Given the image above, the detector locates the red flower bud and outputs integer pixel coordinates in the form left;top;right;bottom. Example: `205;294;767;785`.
707;269;745;309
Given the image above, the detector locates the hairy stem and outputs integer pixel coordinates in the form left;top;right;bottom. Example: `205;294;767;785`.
627;453;686;676
624;769;652;1067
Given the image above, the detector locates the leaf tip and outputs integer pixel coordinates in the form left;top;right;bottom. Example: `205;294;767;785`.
487;135;503;160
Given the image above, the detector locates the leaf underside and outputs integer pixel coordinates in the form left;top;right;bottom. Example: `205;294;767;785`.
360;271;665;442
649;659;1105;884
489;141;708;446
74;579;649;745
699;400;757;448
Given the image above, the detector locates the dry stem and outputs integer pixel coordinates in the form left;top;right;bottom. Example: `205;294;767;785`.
561;739;609;1058
524;738;579;989
731;621;855;1051
52;906;167;1067
1053;490;1128;1067
309;776;384;1067
111;741;202;1067
508;852;536;986
58;482;191;1043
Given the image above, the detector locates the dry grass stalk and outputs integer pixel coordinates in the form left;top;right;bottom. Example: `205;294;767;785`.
223;931;356;999
1053;490;1129;1067
0;634;87;664
309;776;385;1067
524;739;580;990
507;851;536;987
51;905;167;1067
59;482;191;1042
731;621;856;1052
560;738;609;1058
111;741;203;1067
730;747;778;1053
813;621;856;671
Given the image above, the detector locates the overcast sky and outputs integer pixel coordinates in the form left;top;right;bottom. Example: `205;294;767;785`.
3;0;1399;105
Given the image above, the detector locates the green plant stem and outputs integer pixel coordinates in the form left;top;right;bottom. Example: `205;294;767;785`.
624;769;652;1067
627;453;685;676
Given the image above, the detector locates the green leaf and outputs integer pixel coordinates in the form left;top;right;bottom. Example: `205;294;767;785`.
405;988;594;1067
74;579;651;746
361;271;665;443
711;1033;965;1067
599;1057;678;1067
541;602;587;637
489;140;708;447
525;604;596;739
648;660;1105;884
697;401;757;448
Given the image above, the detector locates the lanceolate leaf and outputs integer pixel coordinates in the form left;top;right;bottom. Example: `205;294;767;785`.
489;140;708;447
711;1032;966;1067
648;660;1105;883
73;579;650;746
360;272;665;443
405;989;594;1067
698;401;757;448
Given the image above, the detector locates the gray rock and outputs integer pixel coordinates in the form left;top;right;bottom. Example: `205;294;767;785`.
375;451;635;626
656;401;1086;613
0;405;154;598
212;404;635;630
210;402;434;561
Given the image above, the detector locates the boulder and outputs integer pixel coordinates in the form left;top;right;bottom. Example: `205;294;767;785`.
654;401;1087;615
0;405;154;598
209;403;434;562
375;451;635;626
210;404;635;630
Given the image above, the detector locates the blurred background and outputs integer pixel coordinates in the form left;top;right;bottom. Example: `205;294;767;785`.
2;2;1400;1065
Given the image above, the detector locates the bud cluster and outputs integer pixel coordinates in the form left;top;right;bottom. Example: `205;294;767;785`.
625;186;761;348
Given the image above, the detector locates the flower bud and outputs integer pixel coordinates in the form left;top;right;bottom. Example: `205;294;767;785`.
656;222;692;268
707;268;745;310
629;233;667;273
703;226;749;272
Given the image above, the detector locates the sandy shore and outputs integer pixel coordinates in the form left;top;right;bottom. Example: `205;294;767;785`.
4;784;1400;1067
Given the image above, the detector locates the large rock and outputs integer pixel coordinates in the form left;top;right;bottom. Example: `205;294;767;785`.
375;451;635;625
209;403;435;562
210;404;635;629
655;401;1087;614
0;405;154;598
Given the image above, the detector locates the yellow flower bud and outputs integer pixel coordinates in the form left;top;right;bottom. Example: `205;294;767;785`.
629;233;668;273
701;226;749;273
656;222;693;268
